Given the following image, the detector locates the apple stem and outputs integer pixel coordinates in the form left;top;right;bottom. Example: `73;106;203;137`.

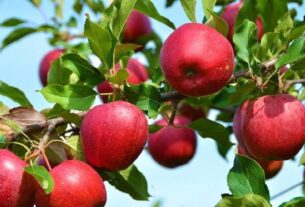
168;100;179;126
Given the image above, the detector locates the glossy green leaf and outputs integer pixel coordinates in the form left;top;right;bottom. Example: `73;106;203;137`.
124;84;161;118
0;81;32;107
279;197;305;207
100;164;150;200
40;84;97;111
135;0;175;29
84;18;114;69
1;18;25;27
1;27;37;49
228;155;270;201
25;165;54;194
202;0;216;21
275;37;305;69
66;135;85;160
216;194;271;207
180;0;197;22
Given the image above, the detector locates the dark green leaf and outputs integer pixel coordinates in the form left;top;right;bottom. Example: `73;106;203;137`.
84;18;114;69
180;0;197;22
0;81;32;107
124;84;161;118
216;194;271;207
25;165;54;194
1;18;25;27
279;197;305;207
149;125;162;133
1;27;37;49
67;17;78;27
40;84;97;111
135;0;175;29
73;0;83;14
228;155;270;201
100;164;150;200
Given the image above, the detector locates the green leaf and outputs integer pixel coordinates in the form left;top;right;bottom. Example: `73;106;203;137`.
40;84;97;111
0;134;8;145
1;18;25;27
206;9;228;36
47;59;75;86
25;165;54;194
61;53;104;86
299;152;305;165
100;164;150;200
111;0;137;40
0;81;32;107
66;135;85;161
28;0;41;7
0;102;9;116
202;0;216;21
108;69;129;86
55;0;64;19
279;197;305;207
228;155;270;201
84;17;114;69
216;194;271;207
135;0;175;29
73;0;83;14
189;118;233;159
124;84;161;118
180;0;197;22
149;125;162;133
1;27;37;49
289;23;305;41
233;20;258;65
275;37;305;69
115;43;142;62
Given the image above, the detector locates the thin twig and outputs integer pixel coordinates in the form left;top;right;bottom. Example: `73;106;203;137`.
285;79;305;90
271;180;305;200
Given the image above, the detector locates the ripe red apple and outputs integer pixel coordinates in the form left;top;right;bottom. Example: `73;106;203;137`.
35;160;107;207
160;23;234;97
221;1;264;43
243;94;305;160
97;58;148;103
148;116;197;168
80;101;148;170
178;103;206;121
123;10;152;43
237;145;283;179
0;149;35;207
233;100;250;149
39;49;63;86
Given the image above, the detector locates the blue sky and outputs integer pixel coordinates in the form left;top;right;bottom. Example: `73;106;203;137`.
0;1;305;207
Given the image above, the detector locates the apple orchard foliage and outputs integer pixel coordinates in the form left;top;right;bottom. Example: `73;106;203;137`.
1;0;305;206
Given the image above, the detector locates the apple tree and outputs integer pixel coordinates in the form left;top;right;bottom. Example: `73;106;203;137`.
1;0;305;206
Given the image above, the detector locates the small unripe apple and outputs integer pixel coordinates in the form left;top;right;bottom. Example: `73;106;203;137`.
123;10;152;43
80;101;148;170
35;160;107;207
97;58;148;103
0;149;35;207
148;116;197;168
39;49;63;86
178;103;206;121
243;94;305;160
160;23;234;97
233;100;250;149
237;145;283;179
221;1;264;42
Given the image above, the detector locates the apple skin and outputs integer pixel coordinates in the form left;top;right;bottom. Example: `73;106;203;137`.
80;101;148;170
160;23;234;97
0;149;35;207
39;49;63;86
237;145;283;179
35;160;107;207
123;10;152;43
233;100;250;149
243;94;305;160
221;1;264;43
97;58;148;103
148;116;197;168
178;103;206;121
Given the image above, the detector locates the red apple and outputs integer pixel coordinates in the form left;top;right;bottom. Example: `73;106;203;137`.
148;116;197;168
35;160;107;207
39;49;63;86
80;101;148;170
0;149;35;207
123;10;152;43
237;145;283;179
178;103;206;121
243;94;305;160
97;58;148;103
279;66;289;75
233;100;250;149
160;23;234;97
221;1;264;43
